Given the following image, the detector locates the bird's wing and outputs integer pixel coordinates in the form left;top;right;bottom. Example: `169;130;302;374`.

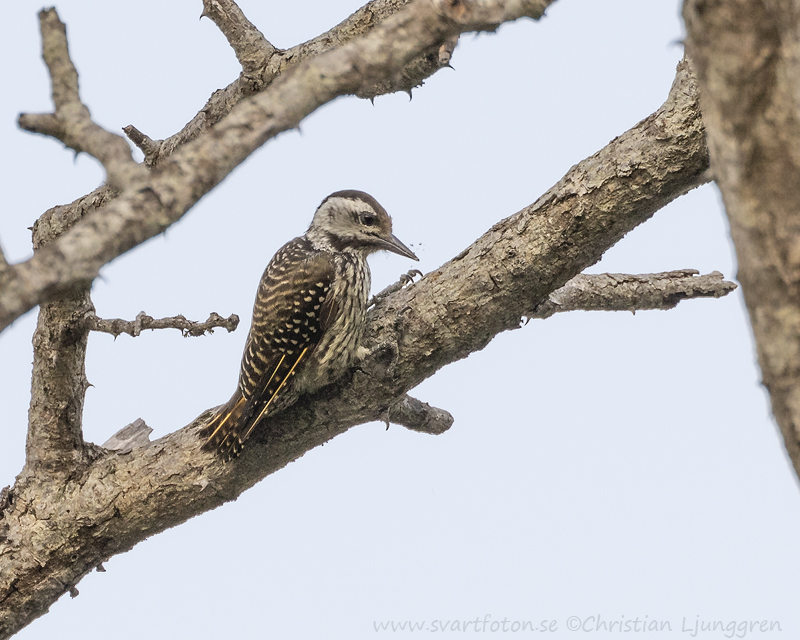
201;243;335;457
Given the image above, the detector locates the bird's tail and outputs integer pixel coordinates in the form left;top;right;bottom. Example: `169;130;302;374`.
199;392;249;459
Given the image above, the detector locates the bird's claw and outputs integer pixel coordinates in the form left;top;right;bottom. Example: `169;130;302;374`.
368;269;424;308
398;269;423;287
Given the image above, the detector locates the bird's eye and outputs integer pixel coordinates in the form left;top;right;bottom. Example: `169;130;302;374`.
359;212;376;227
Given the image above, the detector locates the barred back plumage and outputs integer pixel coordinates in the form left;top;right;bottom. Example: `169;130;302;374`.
199;190;418;459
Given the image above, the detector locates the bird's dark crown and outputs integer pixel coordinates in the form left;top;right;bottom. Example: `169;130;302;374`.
306;190;418;261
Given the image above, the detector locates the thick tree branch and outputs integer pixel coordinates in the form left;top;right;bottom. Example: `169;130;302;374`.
531;270;736;319
0;0;554;334
21;188;118;474
21;188;117;476
17;10;142;189
0;53;710;638
20;191;121;476
86;311;240;338
684;0;800;478
24;291;94;475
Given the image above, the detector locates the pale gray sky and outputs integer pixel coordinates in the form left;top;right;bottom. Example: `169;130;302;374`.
2;1;798;638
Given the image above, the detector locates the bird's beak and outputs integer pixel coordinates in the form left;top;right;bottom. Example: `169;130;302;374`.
379;233;419;261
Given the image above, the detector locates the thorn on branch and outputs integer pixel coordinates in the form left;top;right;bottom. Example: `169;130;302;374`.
86;311;240;338
387;394;453;435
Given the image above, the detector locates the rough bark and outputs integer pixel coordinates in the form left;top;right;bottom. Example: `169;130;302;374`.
684;0;800;475
23;200;106;477
531;270;736;319
0;50;712;638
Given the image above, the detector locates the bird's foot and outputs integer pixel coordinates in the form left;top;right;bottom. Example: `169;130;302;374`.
369;269;423;307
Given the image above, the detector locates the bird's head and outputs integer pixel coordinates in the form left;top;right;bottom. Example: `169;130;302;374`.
307;190;418;260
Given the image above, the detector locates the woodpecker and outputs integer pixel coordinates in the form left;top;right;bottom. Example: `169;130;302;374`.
200;190;418;459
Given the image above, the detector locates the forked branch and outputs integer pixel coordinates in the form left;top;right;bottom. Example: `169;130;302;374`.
17;10;143;189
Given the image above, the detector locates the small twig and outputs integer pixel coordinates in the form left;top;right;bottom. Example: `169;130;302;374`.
387;394;453;434
122;125;162;163
17;9;142;188
529;270;737;319
201;0;276;77
87;311;239;337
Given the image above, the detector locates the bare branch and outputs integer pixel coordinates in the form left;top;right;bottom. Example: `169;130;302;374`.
17;9;142;189
1;0;556;333
86;311;240;338
531;270;737;319
125;0;278;169
201;0;275;75
139;0;461;164
389;394;454;434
